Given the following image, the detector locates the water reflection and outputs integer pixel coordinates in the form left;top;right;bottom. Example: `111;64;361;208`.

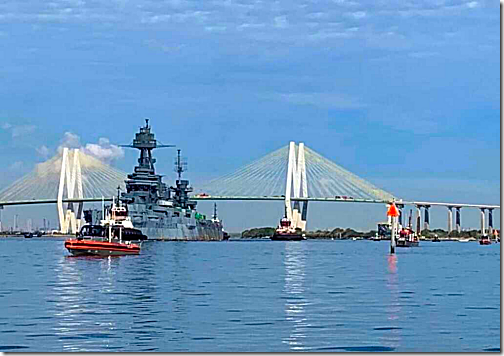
167;242;190;350
49;250;162;352
385;254;401;347
51;255;118;351
281;242;307;351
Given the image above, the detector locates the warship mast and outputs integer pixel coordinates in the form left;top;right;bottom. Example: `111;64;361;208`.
120;119;175;174
170;149;196;210
120;119;175;204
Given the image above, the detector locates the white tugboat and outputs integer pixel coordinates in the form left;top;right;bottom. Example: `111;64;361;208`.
270;217;305;241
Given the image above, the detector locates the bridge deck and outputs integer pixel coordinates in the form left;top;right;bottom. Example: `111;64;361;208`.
0;196;499;209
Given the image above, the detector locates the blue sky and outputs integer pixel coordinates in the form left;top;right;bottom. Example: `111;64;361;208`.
0;0;499;232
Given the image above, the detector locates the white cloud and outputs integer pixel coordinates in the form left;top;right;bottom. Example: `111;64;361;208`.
59;132;81;150
306;12;328;20
56;132;124;163
408;51;439;58
237;23;266;31
274;92;365;109
274;15;288;28
466;1;479;9
333;0;360;7
82;137;125;163
8;161;24;171
11;124;36;138
144;39;185;53
346;11;366;20
205;25;227;33
36;145;50;159
1;123;36;138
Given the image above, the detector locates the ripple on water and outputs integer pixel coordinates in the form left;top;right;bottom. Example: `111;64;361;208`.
0;346;30;351
26;333;55;338
314;346;395;352
244;322;274;326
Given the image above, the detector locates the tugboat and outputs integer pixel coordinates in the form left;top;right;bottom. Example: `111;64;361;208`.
479;235;492;245
64;195;144;256
211;203;229;241
270;217;305;241
100;189;148;242
396;226;420;247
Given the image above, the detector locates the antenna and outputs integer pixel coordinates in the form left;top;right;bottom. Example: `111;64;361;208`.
213;203;218;220
174;149;187;181
116;185;121;206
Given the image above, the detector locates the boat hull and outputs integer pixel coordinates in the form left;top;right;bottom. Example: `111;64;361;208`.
128;203;225;241
396;239;419;247
65;239;140;256
270;233;304;241
479;239;492;245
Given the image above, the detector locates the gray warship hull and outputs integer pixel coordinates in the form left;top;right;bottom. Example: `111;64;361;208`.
129;204;224;241
138;224;223;241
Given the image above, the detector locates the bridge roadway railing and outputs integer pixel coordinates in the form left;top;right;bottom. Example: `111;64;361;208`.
0;196;500;210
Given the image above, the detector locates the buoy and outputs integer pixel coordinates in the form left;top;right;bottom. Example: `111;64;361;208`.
388;203;399;253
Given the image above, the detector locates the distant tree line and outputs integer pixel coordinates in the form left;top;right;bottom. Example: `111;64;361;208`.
304;228;377;239
421;229;486;238
242;227;276;238
241;227;489;239
241;227;377;239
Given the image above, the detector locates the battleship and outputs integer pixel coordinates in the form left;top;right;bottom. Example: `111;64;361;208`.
119;120;226;241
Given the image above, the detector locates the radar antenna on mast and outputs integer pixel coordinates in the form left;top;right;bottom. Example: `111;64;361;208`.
174;149;187;181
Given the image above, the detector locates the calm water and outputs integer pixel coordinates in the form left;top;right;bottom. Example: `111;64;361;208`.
0;237;500;352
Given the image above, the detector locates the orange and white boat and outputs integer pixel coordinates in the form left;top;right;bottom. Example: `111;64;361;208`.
65;238;140;256
65;198;144;257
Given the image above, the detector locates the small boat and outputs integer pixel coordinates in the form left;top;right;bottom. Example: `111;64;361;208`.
23;232;33;239
459;238;470;243
479;236;492;245
65;239;140;256
432;234;440;242
65;198;145;256
396;227;419;247
270;218;305;241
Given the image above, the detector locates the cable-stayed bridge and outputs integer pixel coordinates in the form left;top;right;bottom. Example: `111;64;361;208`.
196;143;395;201
0;142;499;235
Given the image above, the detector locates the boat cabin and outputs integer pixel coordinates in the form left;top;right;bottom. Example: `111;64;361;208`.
77;224;147;241
111;206;128;222
280;218;291;228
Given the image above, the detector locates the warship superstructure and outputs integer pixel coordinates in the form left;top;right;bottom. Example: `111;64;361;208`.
119;120;225;241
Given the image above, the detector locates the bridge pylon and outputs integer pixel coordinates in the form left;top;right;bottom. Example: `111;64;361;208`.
57;148;84;234
285;142;308;231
